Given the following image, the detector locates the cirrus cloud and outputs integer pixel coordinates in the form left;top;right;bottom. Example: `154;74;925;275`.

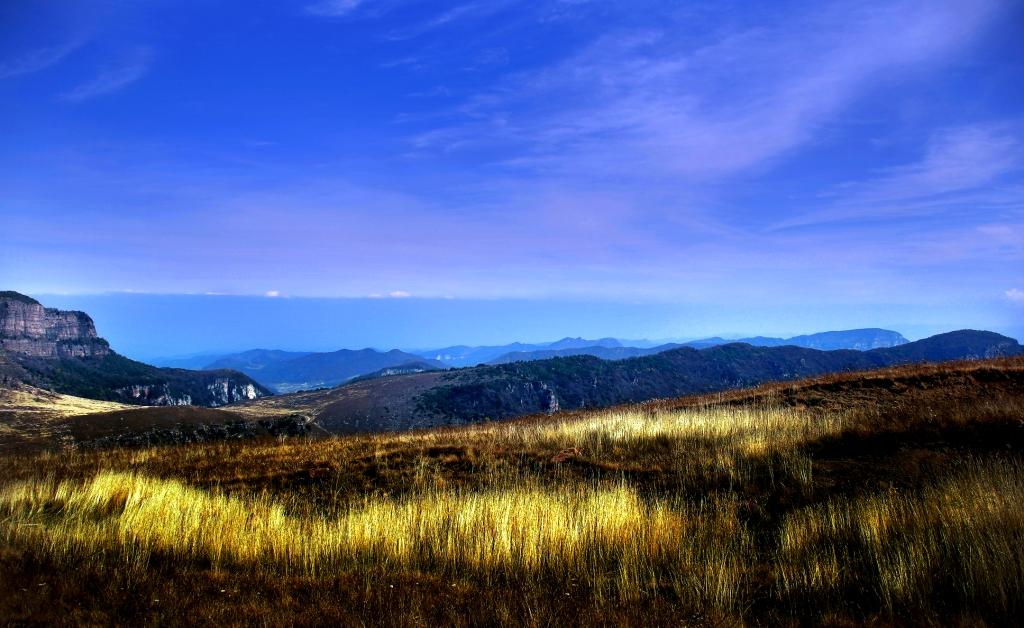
60;48;151;102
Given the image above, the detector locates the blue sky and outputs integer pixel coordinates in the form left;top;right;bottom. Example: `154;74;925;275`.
2;0;1023;355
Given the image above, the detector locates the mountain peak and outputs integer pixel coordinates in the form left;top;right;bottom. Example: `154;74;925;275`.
876;329;1021;361
0;291;41;306
547;337;623;350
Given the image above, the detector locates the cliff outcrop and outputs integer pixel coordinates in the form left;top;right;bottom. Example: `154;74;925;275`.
0;292;270;407
0;292;110;358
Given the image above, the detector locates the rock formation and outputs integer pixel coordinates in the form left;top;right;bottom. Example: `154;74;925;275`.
0;292;109;358
0;291;271;407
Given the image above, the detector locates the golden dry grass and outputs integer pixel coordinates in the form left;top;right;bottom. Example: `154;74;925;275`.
0;405;808;619
1;360;1022;625
0;383;131;419
0;384;134;450
777;458;1024;617
0;470;749;609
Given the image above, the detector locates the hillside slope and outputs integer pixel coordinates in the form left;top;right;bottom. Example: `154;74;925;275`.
226;348;444;392
240;329;1021;432
1;357;1021;625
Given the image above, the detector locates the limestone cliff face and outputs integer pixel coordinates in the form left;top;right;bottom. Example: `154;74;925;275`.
0;291;271;407
0;292;110;358
115;379;263;407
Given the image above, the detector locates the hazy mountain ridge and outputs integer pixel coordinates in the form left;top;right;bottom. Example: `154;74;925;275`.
205;349;313;373
486;345;680;364
154;330;909;387
0;293;270;407
416;337;625;367
240;329;1020;433
485;328;909;364
735;328;909;350
204;348;445;393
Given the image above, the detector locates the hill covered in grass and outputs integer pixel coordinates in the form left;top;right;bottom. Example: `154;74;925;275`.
239;329;1022;433
0;357;1021;625
0;382;306;453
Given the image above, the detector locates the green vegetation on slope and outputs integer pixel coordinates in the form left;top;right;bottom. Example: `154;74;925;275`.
415;330;1022;423
0;358;1021;625
9;351;272;406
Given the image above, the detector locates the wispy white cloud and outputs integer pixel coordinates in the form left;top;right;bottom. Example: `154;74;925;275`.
410;0;1003;181
385;1;517;39
776;123;1023;229
0;40;83;79
61;49;151;102
306;0;520;37
1007;288;1024;303
839;124;1020;201
305;0;364;17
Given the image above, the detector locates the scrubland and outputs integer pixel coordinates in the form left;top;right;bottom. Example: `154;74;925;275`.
1;358;1022;625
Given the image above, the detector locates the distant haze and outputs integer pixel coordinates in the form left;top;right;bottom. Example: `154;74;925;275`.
31;293;1023;361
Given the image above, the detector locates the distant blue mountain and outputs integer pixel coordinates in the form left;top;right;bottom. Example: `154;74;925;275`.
416;337;622;367
484;328;909;365
149;352;238;370
204;349;313;373
546;337;623;350
728;328;909;351
284;329;1023;433
199;348;443;393
157;329;911;390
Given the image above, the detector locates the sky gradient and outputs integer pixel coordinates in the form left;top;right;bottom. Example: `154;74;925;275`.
2;0;1023;355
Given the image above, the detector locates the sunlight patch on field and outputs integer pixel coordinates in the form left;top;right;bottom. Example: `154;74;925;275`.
777;459;1024;616
508;406;847;453
0;471;749;606
0;384;132;419
1;366;1022;623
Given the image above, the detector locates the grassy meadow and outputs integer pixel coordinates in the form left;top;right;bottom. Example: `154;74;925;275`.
1;359;1022;625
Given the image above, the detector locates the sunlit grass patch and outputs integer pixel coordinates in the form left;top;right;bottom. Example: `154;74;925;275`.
515;405;846;454
776;458;1024;621
2;360;1022;624
0;384;131;419
0;471;750;607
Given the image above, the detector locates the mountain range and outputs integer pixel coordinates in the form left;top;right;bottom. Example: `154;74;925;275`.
5;291;1020;433
237;329;1022;434
0;292;270;406
208;349;443;393
151;348;443;393
411;337;625;368
418;329;908;366
176;329;910;391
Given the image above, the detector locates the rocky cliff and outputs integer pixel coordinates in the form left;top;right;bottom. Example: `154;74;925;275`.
0;292;271;407
0;292;110;358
